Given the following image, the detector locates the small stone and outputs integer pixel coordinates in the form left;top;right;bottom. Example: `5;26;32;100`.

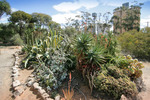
15;61;19;65
13;69;19;74
36;86;42;90
38;89;46;94
14;53;18;57
55;94;60;100
15;85;25;91
29;74;34;77
12;72;19;77
33;82;39;88
16;56;19;60
12;76;18;81
120;95;128;100
42;93;49;99
13;87;24;97
28;77;34;81
46;98;54;100
14;65;19;68
27;81;34;87
12;67;17;70
13;80;21;87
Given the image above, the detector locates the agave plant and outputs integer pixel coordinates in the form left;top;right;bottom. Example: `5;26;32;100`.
75;33;93;69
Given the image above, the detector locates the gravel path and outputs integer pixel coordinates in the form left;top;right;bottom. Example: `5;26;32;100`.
0;46;21;100
139;62;150;100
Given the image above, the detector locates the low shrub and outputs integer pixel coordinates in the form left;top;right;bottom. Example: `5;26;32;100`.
10;34;24;45
114;55;144;80
118;28;150;60
94;66;138;99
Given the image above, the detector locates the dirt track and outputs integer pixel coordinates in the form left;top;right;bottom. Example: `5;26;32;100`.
139;62;150;100
0;46;21;100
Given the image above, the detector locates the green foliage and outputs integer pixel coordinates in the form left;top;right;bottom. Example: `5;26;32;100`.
96;32;118;56
9;10;32;36
94;66;138;99
118;28;150;60
32;13;52;28
36;48;68;90
0;23;17;44
10;11;32;23
23;29;73;90
119;55;144;79
62;27;77;37
10;34;24;45
0;0;11;18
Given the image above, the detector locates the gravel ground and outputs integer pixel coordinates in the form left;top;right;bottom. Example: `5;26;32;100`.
139;62;150;100
0;46;21;100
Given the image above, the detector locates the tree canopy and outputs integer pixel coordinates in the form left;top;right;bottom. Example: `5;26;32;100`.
9;10;32;23
0;0;11;18
32;13;52;28
9;11;32;36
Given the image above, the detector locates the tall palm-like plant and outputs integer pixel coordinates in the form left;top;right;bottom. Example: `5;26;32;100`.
75;33;93;69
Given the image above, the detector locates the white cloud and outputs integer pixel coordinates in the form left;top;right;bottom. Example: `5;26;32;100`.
101;1;122;7
53;0;99;12
141;15;150;28
52;11;81;24
11;8;18;12
0;16;9;23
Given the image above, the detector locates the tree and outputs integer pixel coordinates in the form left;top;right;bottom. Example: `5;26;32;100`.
9;10;32;36
32;13;52;28
0;23;16;42
48;21;61;30
0;0;11;18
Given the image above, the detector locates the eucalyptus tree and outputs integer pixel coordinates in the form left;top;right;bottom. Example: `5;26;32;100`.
9;10;32;36
97;12;112;34
48;21;61;30
0;0;11;18
32;13;52;28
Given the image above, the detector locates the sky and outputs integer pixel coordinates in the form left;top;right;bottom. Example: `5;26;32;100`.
1;0;150;28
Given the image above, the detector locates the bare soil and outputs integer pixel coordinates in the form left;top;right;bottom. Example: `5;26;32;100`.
138;62;150;100
14;52;41;100
0;46;21;100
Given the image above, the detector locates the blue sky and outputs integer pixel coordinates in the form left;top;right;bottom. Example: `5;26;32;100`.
1;0;150;28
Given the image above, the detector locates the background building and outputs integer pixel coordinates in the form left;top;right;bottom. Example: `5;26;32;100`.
113;2;141;34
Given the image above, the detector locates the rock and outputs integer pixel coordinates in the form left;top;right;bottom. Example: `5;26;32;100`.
27;80;34;87
15;85;25;91
28;77;34;82
16;56;19;60
12;69;19;74
13;80;21;88
15;61;19;65
55;94;60;100
120;95;128;100
12;67;17;70
46;98;54;100
38;89;46;94
29;74;34;77
12;76;18;81
13;87;24;97
12;72;19;77
33;82;39;89
14;53;18;57
36;86;42;90
42;93;49;99
14;65;19;68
